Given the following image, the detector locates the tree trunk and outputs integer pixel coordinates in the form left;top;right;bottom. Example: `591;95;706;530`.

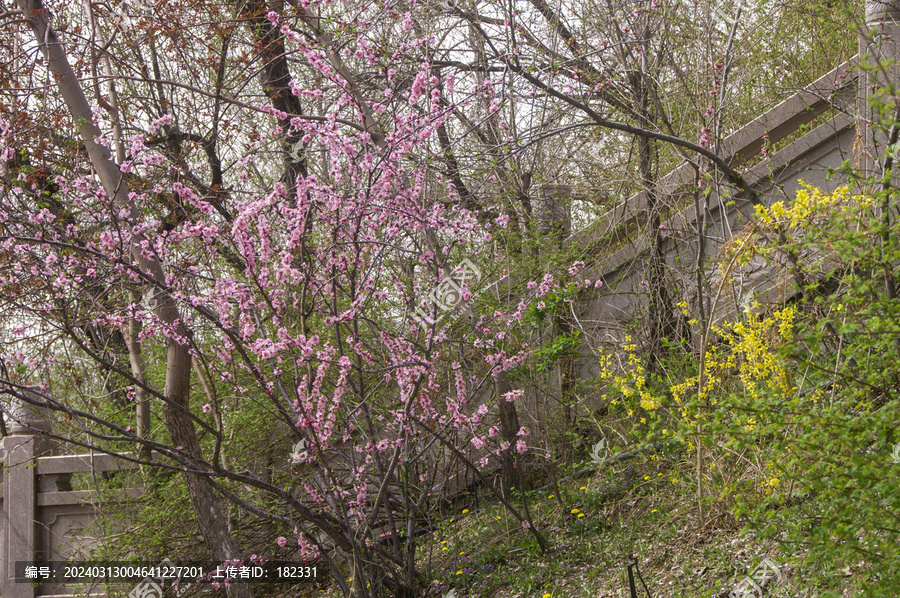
15;3;251;595
494;375;522;498
630;22;672;379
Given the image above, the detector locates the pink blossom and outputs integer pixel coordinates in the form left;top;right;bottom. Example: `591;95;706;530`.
276;536;287;547
202;404;212;413
502;389;523;402
147;113;172;134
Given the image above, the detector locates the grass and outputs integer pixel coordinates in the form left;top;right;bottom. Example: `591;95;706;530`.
302;441;863;598
420;449;695;597
412;446;827;598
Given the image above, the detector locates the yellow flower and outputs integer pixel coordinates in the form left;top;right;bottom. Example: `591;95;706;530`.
462;509;469;514
548;494;554;499
651;509;657;513
579;486;586;491
543;594;552;598
577;513;585;518
571;508;579;514
496;516;502;520
456;570;463;575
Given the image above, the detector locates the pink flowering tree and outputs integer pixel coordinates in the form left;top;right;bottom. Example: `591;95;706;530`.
0;0;556;596
0;0;852;596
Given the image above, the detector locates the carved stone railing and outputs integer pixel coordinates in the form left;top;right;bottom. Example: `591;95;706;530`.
566;59;861;358
1;392;148;598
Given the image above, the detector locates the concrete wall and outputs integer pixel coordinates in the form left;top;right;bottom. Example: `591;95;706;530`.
565;62;860;382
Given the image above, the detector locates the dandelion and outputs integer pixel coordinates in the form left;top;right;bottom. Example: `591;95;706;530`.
571;508;579;514
462;509;469;514
543;594;552;598
579;486;586;491
577;513;585;518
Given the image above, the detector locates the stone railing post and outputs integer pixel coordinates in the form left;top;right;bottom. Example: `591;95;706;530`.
859;0;900;177
534;184;572;246
1;390;56;598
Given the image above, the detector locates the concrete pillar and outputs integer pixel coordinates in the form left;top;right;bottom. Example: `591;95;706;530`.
7;389;55;455
534;184;572;244
859;0;900;178
1;390;58;598
2;405;39;598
